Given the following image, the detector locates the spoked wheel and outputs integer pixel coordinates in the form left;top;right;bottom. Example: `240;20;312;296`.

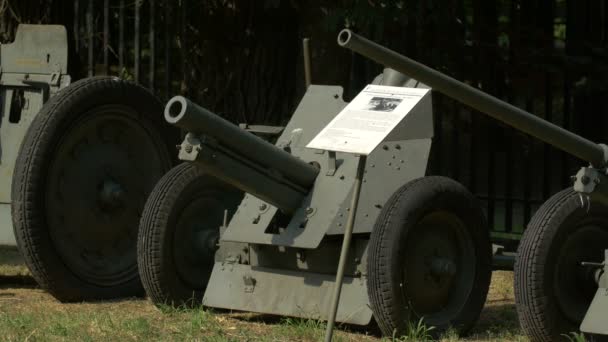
515;188;608;342
11;77;176;301
138;163;242;307
368;176;492;338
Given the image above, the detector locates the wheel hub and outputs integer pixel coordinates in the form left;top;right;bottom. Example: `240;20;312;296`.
173;195;227;290
195;229;219;256
98;179;126;211
430;256;457;277
402;211;475;325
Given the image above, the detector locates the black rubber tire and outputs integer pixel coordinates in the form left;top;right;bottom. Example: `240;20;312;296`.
138;163;242;307
368;176;492;338
514;188;608;342
11;76;176;302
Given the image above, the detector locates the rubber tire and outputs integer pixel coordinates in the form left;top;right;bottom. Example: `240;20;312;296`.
138;163;242;307
368;176;492;338
514;188;608;342
11;76;176;302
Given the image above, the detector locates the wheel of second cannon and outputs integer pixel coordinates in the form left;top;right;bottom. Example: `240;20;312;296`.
138;163;242;307
11;77;176;301
514;188;608;342
367;176;492;337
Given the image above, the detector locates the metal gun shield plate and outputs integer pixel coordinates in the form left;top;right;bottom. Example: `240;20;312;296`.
0;24;70;245
220;84;433;248
0;24;68;76
11;77;177;301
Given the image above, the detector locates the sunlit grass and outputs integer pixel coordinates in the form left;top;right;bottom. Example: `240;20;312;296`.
0;262;531;341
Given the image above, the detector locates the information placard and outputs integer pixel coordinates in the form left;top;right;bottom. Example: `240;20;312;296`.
306;85;429;155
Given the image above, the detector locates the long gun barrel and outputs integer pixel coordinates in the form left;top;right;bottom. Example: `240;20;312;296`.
165;96;320;213
338;29;608;168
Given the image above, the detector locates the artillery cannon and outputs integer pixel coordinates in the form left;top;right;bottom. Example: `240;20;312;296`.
1;24;181;302
337;29;608;340
139;56;493;337
1;24;71;246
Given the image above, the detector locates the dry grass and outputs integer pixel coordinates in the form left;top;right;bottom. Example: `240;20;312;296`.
0;248;528;341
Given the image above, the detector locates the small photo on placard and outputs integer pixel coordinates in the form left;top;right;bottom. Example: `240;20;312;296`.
364;97;403;112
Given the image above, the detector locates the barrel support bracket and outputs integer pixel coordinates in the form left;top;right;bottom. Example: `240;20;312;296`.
177;132;202;161
573;166;608;209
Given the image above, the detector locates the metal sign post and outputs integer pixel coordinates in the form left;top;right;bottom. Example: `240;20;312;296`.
324;154;366;342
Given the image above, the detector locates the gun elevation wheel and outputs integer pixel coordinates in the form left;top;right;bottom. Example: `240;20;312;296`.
515;188;608;342
11;77;176;301
368;176;492;337
138;163;241;307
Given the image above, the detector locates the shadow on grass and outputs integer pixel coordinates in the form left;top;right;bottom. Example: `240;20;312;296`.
221;302;522;341
225;311;381;337
464;301;522;339
0;275;37;288
0;247;24;264
222;311;283;324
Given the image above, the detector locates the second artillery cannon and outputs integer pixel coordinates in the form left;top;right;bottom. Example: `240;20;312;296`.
338;29;608;341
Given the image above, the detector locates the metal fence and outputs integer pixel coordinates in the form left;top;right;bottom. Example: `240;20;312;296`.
72;0;171;94
27;0;608;250
420;0;608;249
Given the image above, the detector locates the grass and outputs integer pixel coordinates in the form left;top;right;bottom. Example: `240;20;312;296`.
0;250;537;341
0;247;30;277
563;332;587;342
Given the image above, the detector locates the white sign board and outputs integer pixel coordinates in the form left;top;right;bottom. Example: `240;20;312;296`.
307;85;429;155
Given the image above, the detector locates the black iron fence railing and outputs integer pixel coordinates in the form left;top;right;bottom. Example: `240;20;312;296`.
3;0;607;251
